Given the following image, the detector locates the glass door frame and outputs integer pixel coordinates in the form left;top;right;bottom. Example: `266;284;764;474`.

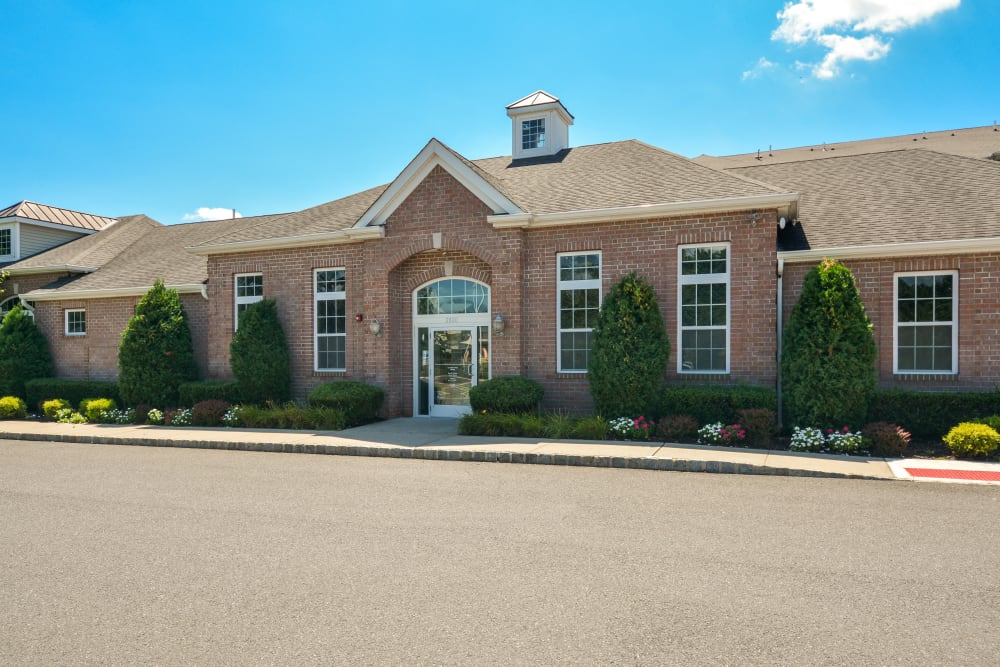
412;278;492;418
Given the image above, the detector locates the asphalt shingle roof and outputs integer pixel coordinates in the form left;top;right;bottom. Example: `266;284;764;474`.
729;149;1000;251
195;140;786;250
694;124;1000;170
17;213;287;296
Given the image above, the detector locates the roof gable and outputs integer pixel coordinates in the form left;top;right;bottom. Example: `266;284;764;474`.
354;139;523;228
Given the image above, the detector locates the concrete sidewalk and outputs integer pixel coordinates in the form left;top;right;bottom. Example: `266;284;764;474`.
1;417;900;480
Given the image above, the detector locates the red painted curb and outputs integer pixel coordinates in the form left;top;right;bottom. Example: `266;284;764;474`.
904;467;1000;482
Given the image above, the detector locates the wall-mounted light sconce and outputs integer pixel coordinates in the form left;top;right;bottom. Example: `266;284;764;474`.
355;313;364;323
493;314;505;336
369;318;383;337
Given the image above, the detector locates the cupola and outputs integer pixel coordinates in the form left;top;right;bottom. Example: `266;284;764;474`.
506;90;574;159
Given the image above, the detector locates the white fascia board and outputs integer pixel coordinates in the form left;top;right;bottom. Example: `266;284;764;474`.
488;192;798;229
353;139;522;229
23;283;207;302
5;264;96;276
778;237;1000;263
186;225;384;256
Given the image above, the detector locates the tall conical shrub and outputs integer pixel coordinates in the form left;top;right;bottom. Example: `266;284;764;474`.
588;273;670;417
781;259;877;428
118;279;197;406
0;304;53;399
230;299;291;405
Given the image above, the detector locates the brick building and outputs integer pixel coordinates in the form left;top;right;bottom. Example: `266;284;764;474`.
5;92;1000;416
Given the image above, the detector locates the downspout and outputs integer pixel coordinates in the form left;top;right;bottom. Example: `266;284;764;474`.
776;257;784;428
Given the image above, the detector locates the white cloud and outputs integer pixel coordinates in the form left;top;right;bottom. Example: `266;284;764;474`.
771;0;960;78
813;34;891;79
182;207;243;222
742;56;777;80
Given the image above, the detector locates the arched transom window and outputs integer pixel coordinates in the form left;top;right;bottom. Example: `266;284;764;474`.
416;279;488;315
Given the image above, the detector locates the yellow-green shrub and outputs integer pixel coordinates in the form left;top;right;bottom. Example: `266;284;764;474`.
0;395;28;419
79;397;117;423
942;422;1000;458
42;398;71;420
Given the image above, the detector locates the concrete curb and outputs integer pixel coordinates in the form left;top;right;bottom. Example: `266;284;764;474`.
1;430;892;481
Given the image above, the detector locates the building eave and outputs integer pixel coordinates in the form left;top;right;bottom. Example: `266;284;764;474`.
778;237;1000;263
487;192;799;229
187;225;385;256
5;264;96;276
22;283;208;302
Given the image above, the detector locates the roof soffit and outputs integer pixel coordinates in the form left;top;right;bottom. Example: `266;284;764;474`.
354;139;523;228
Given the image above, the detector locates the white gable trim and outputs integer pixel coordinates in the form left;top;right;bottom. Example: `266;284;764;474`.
354;139;522;228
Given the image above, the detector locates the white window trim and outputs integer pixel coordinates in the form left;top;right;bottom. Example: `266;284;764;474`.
557;251;602;374
234;273;263;331
314;268;347;372
513;112;551;160
893;269;958;375
64;308;86;336
677;243;731;374
0;224;17;261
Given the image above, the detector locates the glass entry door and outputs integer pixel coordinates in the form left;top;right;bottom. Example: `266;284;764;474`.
424;326;489;417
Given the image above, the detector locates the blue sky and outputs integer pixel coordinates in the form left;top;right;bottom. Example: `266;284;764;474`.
2;0;996;224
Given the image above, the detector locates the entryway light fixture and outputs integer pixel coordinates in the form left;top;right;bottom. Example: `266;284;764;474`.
369;318;383;337
493;314;505;336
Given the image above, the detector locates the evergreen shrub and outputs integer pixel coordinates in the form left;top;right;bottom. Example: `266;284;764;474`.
588;273;670;418
468;376;544;414
179;381;242;406
0;395;27;419
0;305;53;399
26;379;120;413
781;259;876;429
118;280;198;407
308;381;384;427
229;299;291;405
868;390;1000;439
942;422;1000;458
659;385;776;425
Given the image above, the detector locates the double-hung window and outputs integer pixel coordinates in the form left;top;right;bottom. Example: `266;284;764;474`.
65;309;86;336
234;273;263;329
678;244;730;373
895;271;957;373
315;268;346;371
557;252;601;372
0;227;12;258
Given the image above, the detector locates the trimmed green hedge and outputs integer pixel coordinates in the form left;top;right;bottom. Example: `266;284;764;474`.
179;381;243;406
658;384;777;425
469;376;544;414
26;378;121;413
868;389;1000;440
307;381;384;428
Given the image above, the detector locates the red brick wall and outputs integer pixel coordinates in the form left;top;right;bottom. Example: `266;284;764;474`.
522;211;779;413
205;167;780;416
31;292;209;382
782;253;1000;390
